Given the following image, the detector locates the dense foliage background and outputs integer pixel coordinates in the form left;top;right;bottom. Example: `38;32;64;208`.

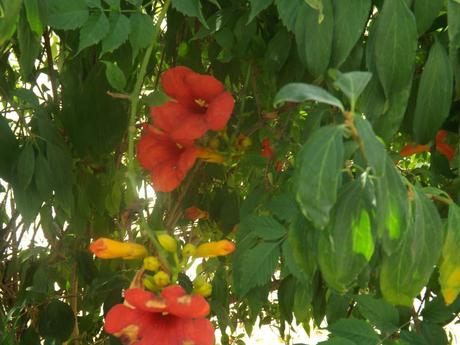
1;0;460;344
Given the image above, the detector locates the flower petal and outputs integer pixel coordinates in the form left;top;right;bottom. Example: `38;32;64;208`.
89;238;148;259
205;92;234;131
125;288;167;313
185;72;224;102
137;131;178;171
161;285;210;318
180;318;215;345
161;66;195;103
150;161;184;192
171;115;209;143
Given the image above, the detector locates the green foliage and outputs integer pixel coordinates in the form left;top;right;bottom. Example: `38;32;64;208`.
1;0;460;344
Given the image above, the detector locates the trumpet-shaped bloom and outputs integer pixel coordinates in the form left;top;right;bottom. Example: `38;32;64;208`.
150;66;235;142
399;144;429;157
185;207;209;221
194;240;235;258
399;130;455;161
89;238;148;260
105;285;214;345
137;125;197;192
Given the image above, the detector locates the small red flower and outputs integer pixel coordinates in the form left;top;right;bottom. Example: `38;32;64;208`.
261;138;274;158
150;66;235;142
185;207;209;221
105;285;214;345
137;125;197;192
399;143;430;157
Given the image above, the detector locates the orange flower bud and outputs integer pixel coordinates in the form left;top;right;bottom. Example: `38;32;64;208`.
399;143;429;157
89;238;148;259
194;240;236;258
196;147;224;163
157;234;177;253
185;206;209;221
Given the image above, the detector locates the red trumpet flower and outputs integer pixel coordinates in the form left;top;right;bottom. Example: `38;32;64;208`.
137;125;197;192
150;66;235;142
105;285;214;345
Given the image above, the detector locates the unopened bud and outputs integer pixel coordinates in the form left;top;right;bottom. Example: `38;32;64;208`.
153;271;170;287
182;243;197;257
143;256;161;272
157;234;177;253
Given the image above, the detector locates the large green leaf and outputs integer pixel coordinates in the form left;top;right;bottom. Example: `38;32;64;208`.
329;318;380;345
101;12;130;55
275;0;303;32
295;0;334;78
44;0;89;30
354;115;386;177
17;13;41;81
78;10;110;53
448;0;460;49
278;275;296;323
355;295;399;334
331;0;371;67
439;203;460;305
0;116;19;181
24;0;44;36
374;0;417;98
318;176;375;292
38;300;75;341
237;215;287;241
380;186;443;306
413;0;444;35
17;143;35;190
274;83;344;111
413;40;453;144
0;0;23;46
295;125;344;229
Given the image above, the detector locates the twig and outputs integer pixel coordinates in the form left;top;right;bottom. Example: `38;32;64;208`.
43;29;59;102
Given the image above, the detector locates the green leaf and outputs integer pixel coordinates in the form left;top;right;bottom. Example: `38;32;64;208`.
318;176;375;292
171;0;208;28
355;295;399;333
448;0;460;49
293;281;312;323
44;0;89;30
421;294;460;324
274;83;344;111
329;318;380;345
142;90;170;106
264;27;292;72
439;203;460;305
13;182;42;225
374;0;417;99
129;13;154;59
101;12;130;55
295;125;344;229
237;215;286;241
295;0;333;78
275;0;303;32
419;322;448;345
413;0;443;35
17;13;41;81
0;116;19;181
34;153;53;200
354;116;386;177
103;61;126;91
24;0;44;36
278;275;296;323
38;300;75;341
0;0;22;46
78;10;109;54
248;0;273;23
331;0;371;68
266;192;298;222
284;214;317;281
333;71;372;110
318;338;357;345
380;186;443;306
17;143;35;190
412;40;453;144
237;241;280;297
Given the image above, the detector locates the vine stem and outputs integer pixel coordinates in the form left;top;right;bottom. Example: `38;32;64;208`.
127;0;170;197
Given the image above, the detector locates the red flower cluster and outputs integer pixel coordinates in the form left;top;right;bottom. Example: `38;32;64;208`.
260;138;274;159
137;67;234;192
400;130;455;161
105;285;214;345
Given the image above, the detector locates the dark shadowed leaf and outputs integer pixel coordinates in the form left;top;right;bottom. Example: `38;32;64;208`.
248;0;273;23
38;300;75;341
355;295;399;333
78;10;109;53
413;0;444;35
329;318;380;345
413;40;453;144
44;0;88;30
101;12;130;55
171;0;208;28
